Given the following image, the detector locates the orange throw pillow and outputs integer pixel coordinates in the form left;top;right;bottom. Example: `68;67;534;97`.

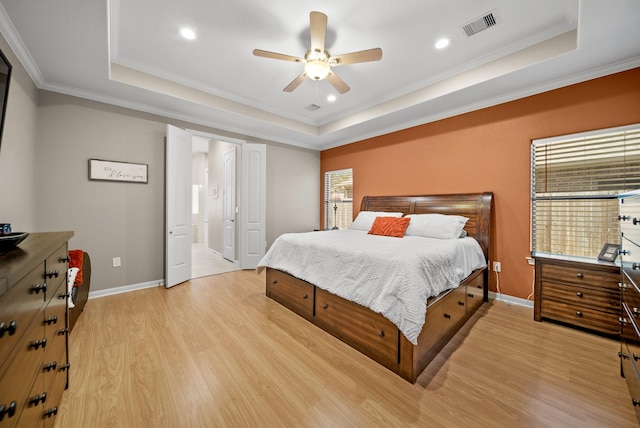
368;216;411;238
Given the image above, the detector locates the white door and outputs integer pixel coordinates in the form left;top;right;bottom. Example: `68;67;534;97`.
165;124;192;288
222;147;236;261
239;143;266;269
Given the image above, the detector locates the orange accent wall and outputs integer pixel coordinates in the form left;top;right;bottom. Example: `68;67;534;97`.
320;68;640;300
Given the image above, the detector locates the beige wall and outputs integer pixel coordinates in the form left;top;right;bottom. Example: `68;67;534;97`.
0;34;39;231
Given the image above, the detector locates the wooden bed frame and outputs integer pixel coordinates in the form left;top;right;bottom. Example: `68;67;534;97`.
266;192;493;383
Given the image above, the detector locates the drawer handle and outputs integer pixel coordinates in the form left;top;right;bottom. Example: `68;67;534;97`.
378;330;385;338
619;215;630;221
30;392;47;406
57;327;69;336
634;263;640;271
31;283;47;294
60;256;70;263
271;280;278;285
575;311;583;317
633;398;640;407
620;317;630;324
634;218;640;226
458;301;465;306
468;293;475;298
476;284;482;289
634;308;640;316
30;338;47;350
619;351;630;360
620;250;630;256
620;282;629;289
302;294;308;299
43;361;58;372
322;303;329;310
59;363;70;372
46;270;59;279
576;273;583;279
45;316;58;326
58;292;71;300
44;406;58;418
634;353;640;361
0;401;17;421
0;320;17;338
444;313;451;319
576;292;583;298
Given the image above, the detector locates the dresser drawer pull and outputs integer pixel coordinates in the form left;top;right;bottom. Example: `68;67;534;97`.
60;256;70;263
444;313;452;319
634;263;640;270
378;330;385;337
619;351;630;360
620;317;629;324
576;273;584;279
634;353;640;361
575;311;583;317
0;401;17;421
302;294;308;299
45;316;58;325
633;398;640;407
619;215;631;221
44;406;58;418
57;327;69;336
30;338;47;350
271;279;278;284
59;363;70;372
31;283;47;294
322;303;329;310
634;218;640;226
620;282;629;289
458;301;465;306
46;270;59;279
576;291;583;298
43;361;57;372
468;293;475;298
0;320;17;338
58;292;71;300
620;250;630;256
30;393;47;406
634;308;640;316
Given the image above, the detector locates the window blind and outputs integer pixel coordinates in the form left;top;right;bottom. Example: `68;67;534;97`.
324;168;353;230
531;124;640;258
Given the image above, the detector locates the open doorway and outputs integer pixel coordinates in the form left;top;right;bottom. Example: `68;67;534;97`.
191;136;239;279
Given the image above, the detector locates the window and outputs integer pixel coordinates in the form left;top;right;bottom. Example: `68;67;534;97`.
531;124;640;258
325;168;353;230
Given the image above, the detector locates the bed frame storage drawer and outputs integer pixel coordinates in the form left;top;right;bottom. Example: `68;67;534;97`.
315;287;400;369
266;269;314;321
465;271;485;314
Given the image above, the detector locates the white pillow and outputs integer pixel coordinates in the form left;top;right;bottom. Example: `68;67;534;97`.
349;211;404;230
405;214;469;239
67;267;79;308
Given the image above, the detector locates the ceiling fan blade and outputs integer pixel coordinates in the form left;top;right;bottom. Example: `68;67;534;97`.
330;48;383;66
253;49;303;63
326;71;350;94
283;72;307;92
309;11;327;53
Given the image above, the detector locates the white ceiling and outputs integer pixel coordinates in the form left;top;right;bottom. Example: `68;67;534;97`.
0;0;638;150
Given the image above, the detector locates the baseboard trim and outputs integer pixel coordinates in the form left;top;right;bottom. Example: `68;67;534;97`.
489;291;534;308
89;279;164;299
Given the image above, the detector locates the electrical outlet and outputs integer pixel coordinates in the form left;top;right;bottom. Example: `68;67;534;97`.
493;261;501;272
112;257;121;268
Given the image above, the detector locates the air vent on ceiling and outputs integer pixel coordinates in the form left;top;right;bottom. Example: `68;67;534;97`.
305;104;321;112
463;11;497;37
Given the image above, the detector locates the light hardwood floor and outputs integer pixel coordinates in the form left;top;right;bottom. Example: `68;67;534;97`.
191;243;239;279
55;271;638;427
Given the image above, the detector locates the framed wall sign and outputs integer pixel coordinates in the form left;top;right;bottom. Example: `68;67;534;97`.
597;243;620;262
89;159;148;183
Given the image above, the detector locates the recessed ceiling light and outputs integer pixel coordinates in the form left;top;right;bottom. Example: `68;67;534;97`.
181;28;196;40
435;38;450;49
327;94;336;102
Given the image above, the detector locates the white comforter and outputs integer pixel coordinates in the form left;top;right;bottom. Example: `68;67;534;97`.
257;229;487;345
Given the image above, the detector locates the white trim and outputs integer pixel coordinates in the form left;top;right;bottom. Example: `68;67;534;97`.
533;122;640;145
88;279;164;299
489;291;534;308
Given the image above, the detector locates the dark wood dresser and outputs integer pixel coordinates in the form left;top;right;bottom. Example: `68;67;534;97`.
618;190;640;423
0;231;73;427
534;255;620;336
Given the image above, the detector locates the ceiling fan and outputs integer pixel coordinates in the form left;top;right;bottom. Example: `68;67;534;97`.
253;11;382;94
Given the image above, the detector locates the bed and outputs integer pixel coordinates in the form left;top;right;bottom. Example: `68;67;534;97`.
259;192;493;383
67;250;92;332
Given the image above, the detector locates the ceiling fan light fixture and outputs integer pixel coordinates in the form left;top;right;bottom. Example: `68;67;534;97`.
304;60;331;80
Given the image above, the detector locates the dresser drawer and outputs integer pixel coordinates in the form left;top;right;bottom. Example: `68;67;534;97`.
41;346;68;428
43;281;68;345
540;281;620;311
315;287;400;369
266;269;314;321
0;265;47;373
540;263;619;288
620;340;640;421
540;299;620;335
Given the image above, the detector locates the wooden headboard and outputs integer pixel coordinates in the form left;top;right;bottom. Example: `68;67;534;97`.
360;192;493;261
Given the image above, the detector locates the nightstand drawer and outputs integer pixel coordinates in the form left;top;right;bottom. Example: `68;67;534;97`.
540;281;619;311
266;269;314;321
540;263;619;288
540;299;620;335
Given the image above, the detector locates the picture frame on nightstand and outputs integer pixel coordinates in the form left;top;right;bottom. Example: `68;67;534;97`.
597;243;620;262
